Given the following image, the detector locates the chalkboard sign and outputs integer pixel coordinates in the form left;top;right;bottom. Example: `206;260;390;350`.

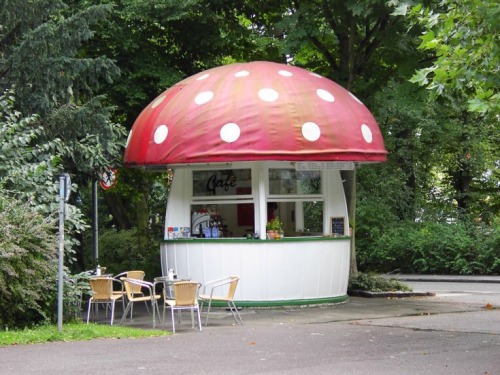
331;217;346;236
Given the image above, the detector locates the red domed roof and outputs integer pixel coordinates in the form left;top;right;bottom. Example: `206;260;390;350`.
124;61;387;167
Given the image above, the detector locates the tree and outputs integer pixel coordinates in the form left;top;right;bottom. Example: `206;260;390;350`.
403;0;499;222
1;1;127;271
0;89;60;206
407;0;500;119
72;0;257;264
237;0;424;274
0;89;61;328
0;1;126;177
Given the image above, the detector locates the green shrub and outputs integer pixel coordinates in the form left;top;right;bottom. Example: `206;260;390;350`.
0;196;58;329
64;272;92;320
358;219;499;275
348;272;412;292
96;229;161;279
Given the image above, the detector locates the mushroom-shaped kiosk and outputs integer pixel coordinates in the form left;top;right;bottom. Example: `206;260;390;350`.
124;61;387;307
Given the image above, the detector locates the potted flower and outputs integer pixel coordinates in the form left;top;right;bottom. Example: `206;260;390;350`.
266;216;283;239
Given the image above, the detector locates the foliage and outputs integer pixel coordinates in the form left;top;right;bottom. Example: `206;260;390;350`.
63;272;92;320
358;220;500;275
407;0;500;119
0;195;58;329
0;89;108;328
0;322;168;346
1;1;127;272
303;201;323;233
83;0;254;129
359;81;498;273
0;0;126;188
238;0;421;92
94;229;161;278
266;216;283;231
0;89;62;207
0;88;86;264
348;272;412;292
1;2;119;117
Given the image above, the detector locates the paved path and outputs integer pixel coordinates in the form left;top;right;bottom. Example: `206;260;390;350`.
2;277;500;374
1;289;499;375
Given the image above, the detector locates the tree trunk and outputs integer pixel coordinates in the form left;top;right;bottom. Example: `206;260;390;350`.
135;188;150;254
103;192;133;229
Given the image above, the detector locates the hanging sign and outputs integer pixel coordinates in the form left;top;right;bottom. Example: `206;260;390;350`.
295;162;355;171
99;168;118;190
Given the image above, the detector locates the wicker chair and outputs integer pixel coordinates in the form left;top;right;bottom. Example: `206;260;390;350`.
115;270;147;315
120;278;161;328
199;276;243;326
86;277;123;325
164;281;202;333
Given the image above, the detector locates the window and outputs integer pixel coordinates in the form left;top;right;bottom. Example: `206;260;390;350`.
193;169;251;197
269;169;321;195
191;169;254;238
189;167;325;238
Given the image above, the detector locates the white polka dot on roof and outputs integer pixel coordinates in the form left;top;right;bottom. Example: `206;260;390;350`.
258;88;279;102
151;95;166;109
317;89;335;103
194;91;214;105
279;70;293;77
154;125;169;144
196;73;210;81
309;72;323;79
220;123;241;143
302;122;321;141
361;124;373;143
125;130;132;148
235;70;249;77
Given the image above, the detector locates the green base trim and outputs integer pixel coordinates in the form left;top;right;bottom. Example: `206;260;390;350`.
205;295;349;308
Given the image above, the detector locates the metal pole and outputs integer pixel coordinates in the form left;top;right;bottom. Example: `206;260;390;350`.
57;174;65;332
92;179;98;264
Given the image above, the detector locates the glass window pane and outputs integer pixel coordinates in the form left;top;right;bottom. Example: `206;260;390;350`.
269;169;321;195
191;203;254;238
193;169;252;196
303;201;323;233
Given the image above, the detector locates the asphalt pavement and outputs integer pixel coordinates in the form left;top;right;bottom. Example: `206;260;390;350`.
1;275;499;375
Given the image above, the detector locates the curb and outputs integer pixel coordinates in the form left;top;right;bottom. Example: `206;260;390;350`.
388;275;500;284
348;290;436;298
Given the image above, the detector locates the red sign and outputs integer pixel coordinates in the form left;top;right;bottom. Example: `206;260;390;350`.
99;168;118;190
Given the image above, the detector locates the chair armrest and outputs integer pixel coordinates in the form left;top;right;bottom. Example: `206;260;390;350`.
125;278;153;287
202;277;231;293
202;277;237;295
124;278;155;294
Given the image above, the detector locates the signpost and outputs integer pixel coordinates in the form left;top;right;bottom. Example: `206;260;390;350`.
57;173;71;332
57;168;117;331
93;168;118;264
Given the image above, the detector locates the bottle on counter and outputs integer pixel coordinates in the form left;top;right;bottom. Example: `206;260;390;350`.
168;269;175;280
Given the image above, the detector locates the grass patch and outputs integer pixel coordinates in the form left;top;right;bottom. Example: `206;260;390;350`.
0;321;169;346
